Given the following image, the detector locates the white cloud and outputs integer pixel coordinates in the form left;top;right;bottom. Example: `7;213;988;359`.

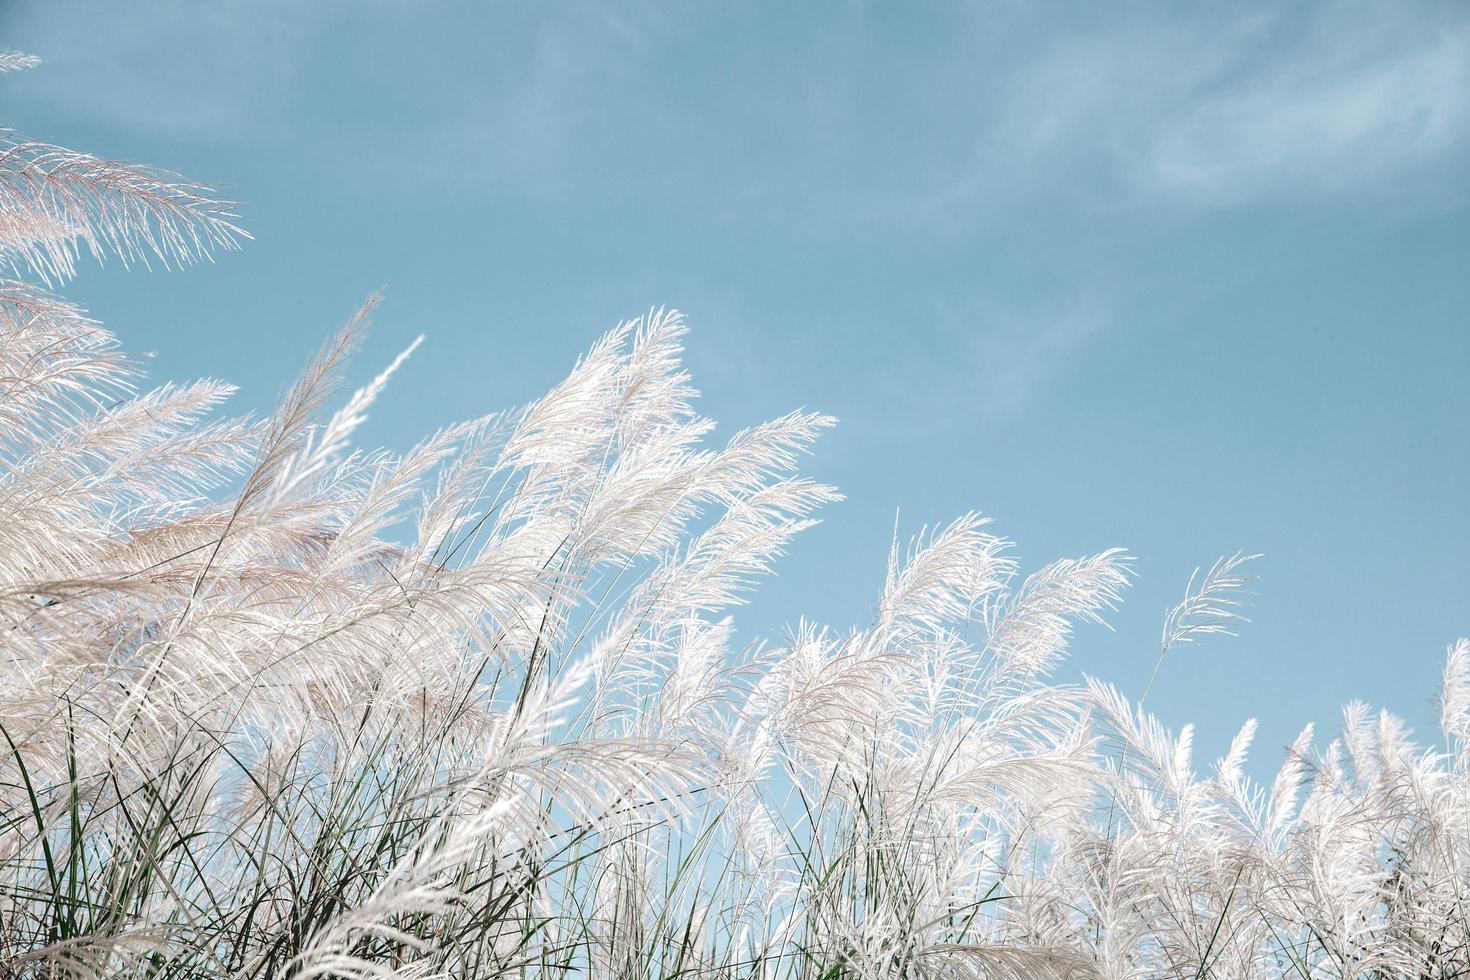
976;4;1470;208
1145;24;1470;201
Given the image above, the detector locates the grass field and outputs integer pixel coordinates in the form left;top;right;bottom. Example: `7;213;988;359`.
3;45;1469;979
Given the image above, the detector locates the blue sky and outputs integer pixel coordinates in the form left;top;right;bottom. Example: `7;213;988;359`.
4;1;1467;777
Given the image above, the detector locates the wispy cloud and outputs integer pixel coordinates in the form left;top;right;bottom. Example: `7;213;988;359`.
965;3;1470;209
10;1;1466;215
1143;17;1470;202
973;301;1107;419
847;292;1110;438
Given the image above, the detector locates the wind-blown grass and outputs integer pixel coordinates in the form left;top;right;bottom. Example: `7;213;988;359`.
2;51;1468;980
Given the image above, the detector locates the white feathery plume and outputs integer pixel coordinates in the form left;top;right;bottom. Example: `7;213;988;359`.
0;50;41;73
0;131;248;285
1160;550;1260;655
